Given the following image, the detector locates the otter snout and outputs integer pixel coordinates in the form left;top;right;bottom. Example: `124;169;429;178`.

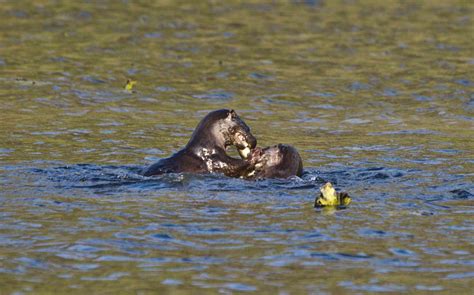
246;133;257;149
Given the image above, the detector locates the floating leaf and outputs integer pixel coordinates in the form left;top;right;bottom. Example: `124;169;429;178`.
314;182;352;208
124;79;137;91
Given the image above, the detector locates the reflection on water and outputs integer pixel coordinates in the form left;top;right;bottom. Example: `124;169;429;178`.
0;1;473;294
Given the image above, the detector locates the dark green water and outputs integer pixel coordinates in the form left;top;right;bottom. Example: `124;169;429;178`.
1;1;473;294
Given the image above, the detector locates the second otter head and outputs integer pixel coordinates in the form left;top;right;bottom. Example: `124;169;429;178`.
247;144;303;179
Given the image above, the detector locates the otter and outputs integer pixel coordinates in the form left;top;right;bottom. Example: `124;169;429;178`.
244;144;303;180
142;109;258;177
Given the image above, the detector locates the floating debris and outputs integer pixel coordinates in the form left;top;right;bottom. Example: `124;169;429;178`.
314;182;351;208
124;79;137;91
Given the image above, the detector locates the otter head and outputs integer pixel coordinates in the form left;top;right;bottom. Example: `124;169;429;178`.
223;110;257;159
188;109;257;158
248;144;303;179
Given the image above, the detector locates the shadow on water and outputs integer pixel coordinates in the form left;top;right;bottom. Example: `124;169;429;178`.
3;163;470;204
23;163;383;193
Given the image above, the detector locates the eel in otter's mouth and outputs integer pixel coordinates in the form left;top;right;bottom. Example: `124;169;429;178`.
235;136;253;159
238;145;252;159
234;131;257;160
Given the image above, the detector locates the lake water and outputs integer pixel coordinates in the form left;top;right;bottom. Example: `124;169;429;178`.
1;1;473;294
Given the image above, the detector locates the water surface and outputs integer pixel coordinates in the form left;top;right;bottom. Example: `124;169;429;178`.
0;1;473;294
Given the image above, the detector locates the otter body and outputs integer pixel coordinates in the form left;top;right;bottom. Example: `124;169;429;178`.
142;109;257;177
246;144;303;179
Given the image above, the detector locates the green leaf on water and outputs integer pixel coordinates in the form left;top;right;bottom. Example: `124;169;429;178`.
125;79;137;91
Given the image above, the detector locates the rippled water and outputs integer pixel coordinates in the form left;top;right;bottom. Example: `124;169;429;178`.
1;1;473;294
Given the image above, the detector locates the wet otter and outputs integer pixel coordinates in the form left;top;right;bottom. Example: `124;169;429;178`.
244;144;303;179
142;109;257;177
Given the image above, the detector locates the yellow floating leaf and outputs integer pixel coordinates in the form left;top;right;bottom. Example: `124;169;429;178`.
125;79;137;91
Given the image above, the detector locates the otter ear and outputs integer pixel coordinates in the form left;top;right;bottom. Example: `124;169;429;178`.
229;109;237;119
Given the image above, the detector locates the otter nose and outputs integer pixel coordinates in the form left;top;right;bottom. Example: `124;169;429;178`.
247;133;257;149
